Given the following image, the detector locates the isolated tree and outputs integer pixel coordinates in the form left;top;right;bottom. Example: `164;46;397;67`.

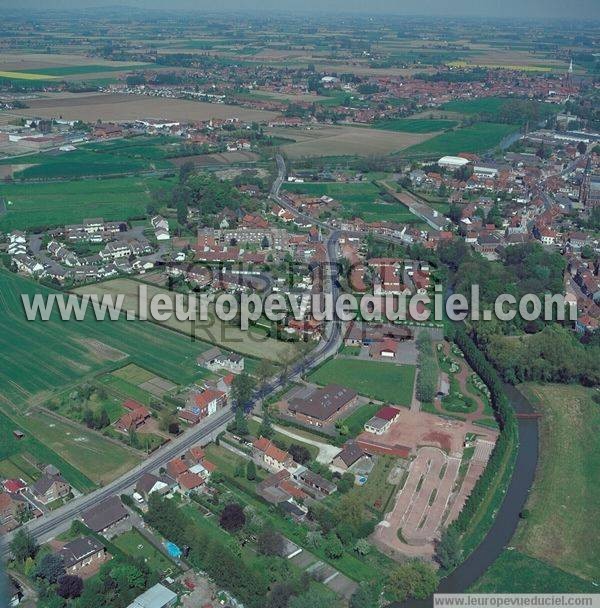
259;410;274;439
97;407;110;429
9;528;38;562
219;503;246;533
323;531;343;559
232;371;254;411
234;406;248;436
288;584;333;608
288;444;310;464
57;575;83;599
82;408;95;429
354;538;371;556
257;528;284;556
34;552;65;583
267;581;296;608
246;460;257;481
256;359;275;385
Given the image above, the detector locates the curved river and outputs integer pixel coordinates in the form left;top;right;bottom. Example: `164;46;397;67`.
395;384;539;607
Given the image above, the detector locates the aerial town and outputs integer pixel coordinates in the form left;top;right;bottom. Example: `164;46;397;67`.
0;6;599;608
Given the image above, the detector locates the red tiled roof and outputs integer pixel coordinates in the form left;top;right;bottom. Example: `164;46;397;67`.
177;472;204;490
167;458;188;477
188;446;205;462
376;406;400;421
194;389;225;408
123;399;145;411
202;460;216;472
3;479;26;493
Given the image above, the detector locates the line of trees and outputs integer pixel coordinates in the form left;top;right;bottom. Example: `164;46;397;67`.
435;326;518;571
416;332;438;403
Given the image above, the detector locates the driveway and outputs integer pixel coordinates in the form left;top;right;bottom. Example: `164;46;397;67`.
251;416;341;464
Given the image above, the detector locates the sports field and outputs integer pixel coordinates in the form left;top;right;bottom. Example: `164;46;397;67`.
513;383;600;581
402;122;518;158
371;118;458;132
281;181;421;223
309;359;416;405
0;270;215;409
0;175;172;231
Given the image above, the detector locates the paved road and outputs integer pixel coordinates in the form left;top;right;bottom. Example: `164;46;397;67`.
1;154;344;557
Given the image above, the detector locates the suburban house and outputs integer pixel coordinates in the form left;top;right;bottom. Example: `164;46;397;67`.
135;473;170;500
0;492;28;530
292;466;337;497
364;406;401;435
81;496;129;534
127;583;177;608
331;442;366;471
30;465;71;505
182;388;226;423
286;385;358;427
167;458;189;479
176;471;205;494
115;402;151;433
205;352;245;374
57;536;107;575
253;437;295;472
256;470;308;505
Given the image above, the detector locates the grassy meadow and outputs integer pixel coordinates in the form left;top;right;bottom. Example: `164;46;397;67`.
513;383;600;582
402;122;518;158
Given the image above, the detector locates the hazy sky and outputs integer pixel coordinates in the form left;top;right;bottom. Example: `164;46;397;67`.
1;0;599;20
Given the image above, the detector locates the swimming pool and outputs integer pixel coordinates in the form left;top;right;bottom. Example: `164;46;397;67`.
165;541;182;558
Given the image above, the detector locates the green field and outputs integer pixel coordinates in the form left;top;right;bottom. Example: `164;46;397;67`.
402;122;518;158
0;409;98;491
0;270;215;409
14;64;151;77
513;383;600;581
0;175;173;231
471;551;597;593
113;528;177;576
74;278;297;363
281;181;421;223
10;409;140;486
372;118;458;132
0;136;176;181
440;97;513;115
309;359;416;405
